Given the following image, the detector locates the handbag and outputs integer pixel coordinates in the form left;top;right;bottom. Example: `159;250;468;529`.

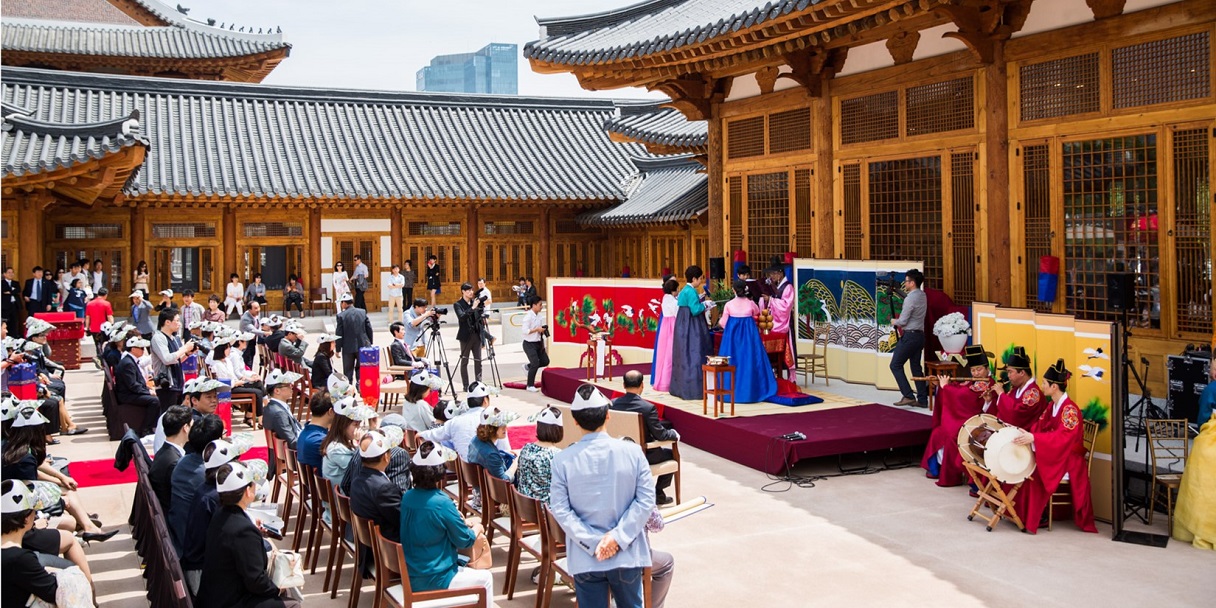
466;532;493;570
353;275;369;292
267;549;305;588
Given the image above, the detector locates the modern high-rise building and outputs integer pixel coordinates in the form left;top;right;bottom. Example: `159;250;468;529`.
416;43;518;94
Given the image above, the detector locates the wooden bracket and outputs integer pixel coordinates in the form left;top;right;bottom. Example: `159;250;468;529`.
651;74;732;121
755;65;780;95
1086;0;1126;19
937;0;1033;64
779;47;847;98
886;30;921;65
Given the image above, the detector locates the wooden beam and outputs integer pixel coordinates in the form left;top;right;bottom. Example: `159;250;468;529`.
707;104;725;261
466;205;477;286
17;196;44;275
132;204;146;280
813;79;835;259
1086;0;1126;20
310;206;323;297
222;206;236;281
981;41;1011;305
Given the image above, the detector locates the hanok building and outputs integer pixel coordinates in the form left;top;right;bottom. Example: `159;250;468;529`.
2;0;711;315
527;0;1216;394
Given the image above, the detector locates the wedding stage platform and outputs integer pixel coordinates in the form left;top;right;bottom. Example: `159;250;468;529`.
539;364;934;475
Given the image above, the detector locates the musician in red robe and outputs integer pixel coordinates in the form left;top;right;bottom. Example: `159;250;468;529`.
992;346;1047;429
921;345;996;486
1013;359;1098;535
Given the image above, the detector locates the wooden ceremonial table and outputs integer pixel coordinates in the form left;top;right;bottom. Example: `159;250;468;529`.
713;330;791;378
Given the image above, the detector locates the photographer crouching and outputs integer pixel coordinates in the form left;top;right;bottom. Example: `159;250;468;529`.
454;283;486;390
403;298;437;350
521;295;549;392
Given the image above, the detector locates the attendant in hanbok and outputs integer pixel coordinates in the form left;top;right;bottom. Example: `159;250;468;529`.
1174;406;1215;549
921;345;995;486
650;278;679;392
761;265;796;375
668;266;714;400
1012;359;1098;535
717;281;776;403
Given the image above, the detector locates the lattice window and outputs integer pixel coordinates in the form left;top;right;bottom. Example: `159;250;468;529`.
1062;134;1159;327
1;220;7;239
150;222;215;239
907;78;975;137
728;176;744;253
950;153;976;306
408;221;461;236
54;224;123;240
768;108;812;154
840;91;898;145
555;220;593;234
727;116;765;159
746;172;790;269
1113;32;1211;110
1172;128;1211;335
650;236;685;279
484;221;534;235
1020;53;1101;122
1022;145;1054;312
242;222;302;238
794;169;813;257
843;164;863;259
868;156;943;285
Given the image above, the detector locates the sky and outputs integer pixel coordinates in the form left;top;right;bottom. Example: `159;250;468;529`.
189;0;665;100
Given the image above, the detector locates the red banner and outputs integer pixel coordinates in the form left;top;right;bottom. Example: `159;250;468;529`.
551;284;664;350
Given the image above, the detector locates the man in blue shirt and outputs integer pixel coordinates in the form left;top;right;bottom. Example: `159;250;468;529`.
296;392;334;469
550;384;655;608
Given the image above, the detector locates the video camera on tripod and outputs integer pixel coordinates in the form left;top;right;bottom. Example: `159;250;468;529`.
426;307;448;332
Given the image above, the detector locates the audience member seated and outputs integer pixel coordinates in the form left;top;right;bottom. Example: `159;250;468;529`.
168;414;226;552
514;405;564;503
113;336;163;435
197;462;300;608
401;371;443;432
340;415;412;496
419;382;507;460
310;335;338;390
180;439;244;595
295;391;334;470
388;321;423;377
467;406;518;482
277;324;311;370
149;405;193;513
321;396;375;487
350;428;406;542
261;370;305;462
612;370;681;506
208;338;265;418
2;480;62;606
400;441;494;598
154;377;222;452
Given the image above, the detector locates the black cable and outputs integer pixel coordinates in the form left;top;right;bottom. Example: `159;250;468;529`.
761;436;916;493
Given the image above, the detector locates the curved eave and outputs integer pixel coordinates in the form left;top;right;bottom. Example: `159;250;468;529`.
2;47;291;83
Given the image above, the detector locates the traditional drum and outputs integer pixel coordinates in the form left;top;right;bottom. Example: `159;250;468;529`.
957;414;1036;484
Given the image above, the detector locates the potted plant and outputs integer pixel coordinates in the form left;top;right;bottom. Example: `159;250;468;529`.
932;312;971;354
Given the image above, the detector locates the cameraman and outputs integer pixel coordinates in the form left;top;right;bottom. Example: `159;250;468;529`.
150;308;196;413
521;295;549;392
454;282;485;390
402;298;435;349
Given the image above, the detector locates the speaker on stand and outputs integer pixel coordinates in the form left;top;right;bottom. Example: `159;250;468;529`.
1107;272;1136;311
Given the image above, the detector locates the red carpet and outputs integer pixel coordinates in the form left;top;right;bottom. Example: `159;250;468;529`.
503;380;541;390
72;447;270;489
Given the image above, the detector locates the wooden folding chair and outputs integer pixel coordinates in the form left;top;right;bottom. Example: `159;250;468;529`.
265;427;287;503
537;503;573;608
346;508;378;608
328;487;359;599
505;487;544;600
457;458;486;519
276;440;303;543
300;464;330;574
962;461;1026;532
482;472;527;547
795;322;830;386
372;522;488;608
1048;419;1099;530
1146;418;1190;533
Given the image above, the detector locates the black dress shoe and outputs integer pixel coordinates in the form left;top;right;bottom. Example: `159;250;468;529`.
62;427;89;436
81;529;119;544
656;495;675;507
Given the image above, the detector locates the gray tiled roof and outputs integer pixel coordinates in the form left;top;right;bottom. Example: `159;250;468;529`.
2;103;147;178
579;154;706;226
606;100;707;150
527;0;823;66
2;18;290;60
1;67;646;201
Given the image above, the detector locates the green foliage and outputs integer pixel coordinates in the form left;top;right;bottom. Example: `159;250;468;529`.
615;313;635;334
603;298;615;316
798;281;827;324
581;296;595;320
646;316;658;332
1083;398;1109;432
709;279;734;305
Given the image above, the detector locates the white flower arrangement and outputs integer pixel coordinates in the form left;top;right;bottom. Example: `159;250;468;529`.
933;312;971;338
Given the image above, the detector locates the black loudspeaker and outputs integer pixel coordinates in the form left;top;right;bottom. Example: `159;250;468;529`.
709;257;726;281
1107;273;1136;311
1167;355;1210;424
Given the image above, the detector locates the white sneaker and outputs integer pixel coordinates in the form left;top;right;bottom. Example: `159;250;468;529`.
526;386;539;393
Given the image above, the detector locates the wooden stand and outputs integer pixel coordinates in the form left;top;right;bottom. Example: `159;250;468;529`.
701;364;735;417
925;360;959;413
583;336;614;381
962;462;1026;532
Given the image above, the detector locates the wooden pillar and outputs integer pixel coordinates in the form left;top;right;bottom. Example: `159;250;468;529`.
17;196;44;275
131;204;146;273
390;207;402;269
465;204;478;286
222;206;236;279
539;207;551;292
980;43;1012;306
707;104;724;259
309;206;322;295
812;80;835;259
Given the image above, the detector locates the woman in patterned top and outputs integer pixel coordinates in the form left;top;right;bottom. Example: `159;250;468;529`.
513;406;564;502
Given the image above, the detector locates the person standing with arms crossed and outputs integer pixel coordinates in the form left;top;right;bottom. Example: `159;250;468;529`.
386;264;406;321
890;269;928;407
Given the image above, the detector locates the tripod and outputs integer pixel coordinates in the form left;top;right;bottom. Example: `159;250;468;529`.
422;319;459;400
478;314;502;388
1118;309;1166;524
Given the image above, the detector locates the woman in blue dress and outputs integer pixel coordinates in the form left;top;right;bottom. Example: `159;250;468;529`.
668;265;714;400
718;280;777;403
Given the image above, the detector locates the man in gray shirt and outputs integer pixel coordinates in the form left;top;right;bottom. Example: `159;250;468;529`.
890;269;928;407
352;255;370;310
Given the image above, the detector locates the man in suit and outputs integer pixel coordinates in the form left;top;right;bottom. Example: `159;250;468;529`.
2;266;22;335
611;370;681;506
197;461;300;608
335;293;372;380
148;405;193;513
113;336;163;435
550;384;655;608
22;266;54;314
350;430;404;541
261;369;304;472
167;415;225;554
239;301;268;369
453;282;485;390
388;321;421;379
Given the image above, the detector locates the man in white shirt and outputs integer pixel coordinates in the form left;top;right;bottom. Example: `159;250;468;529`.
476;278;493;309
387;264;406;322
521;296;548;392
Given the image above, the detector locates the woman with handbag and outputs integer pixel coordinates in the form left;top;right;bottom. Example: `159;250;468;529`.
400;441;494;597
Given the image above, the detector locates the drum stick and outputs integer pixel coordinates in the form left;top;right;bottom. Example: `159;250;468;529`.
910;376;978;383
